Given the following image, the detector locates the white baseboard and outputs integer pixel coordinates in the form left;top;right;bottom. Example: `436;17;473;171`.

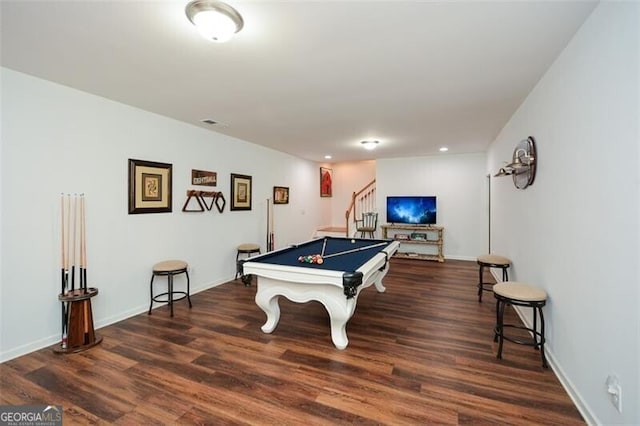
0;334;61;364
0;277;231;363
505;291;599;426
97;277;229;330
444;254;476;261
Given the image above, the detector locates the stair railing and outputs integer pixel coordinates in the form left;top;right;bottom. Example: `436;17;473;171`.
344;179;376;237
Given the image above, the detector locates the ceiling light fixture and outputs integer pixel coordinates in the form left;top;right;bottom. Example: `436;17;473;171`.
185;0;244;43
361;140;379;150
439;147;449;152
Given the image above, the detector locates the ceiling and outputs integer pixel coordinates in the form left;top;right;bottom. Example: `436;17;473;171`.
0;1;597;163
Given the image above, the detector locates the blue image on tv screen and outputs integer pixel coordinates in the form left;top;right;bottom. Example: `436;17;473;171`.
386;196;437;225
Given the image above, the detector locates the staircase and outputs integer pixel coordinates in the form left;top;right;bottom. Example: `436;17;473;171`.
315;226;348;238
314;179;376;238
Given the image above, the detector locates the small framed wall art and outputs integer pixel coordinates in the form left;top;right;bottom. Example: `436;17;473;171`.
230;173;252;211
273;186;289;204
128;159;172;214
191;169;217;186
320;167;332;197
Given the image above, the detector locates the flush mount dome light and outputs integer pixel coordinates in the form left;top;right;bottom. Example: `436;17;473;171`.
185;0;244;42
361;140;379;150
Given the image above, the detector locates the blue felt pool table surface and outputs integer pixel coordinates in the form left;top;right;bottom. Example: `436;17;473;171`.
253;237;393;272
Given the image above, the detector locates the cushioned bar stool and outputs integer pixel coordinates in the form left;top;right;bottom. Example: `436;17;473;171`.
235;243;261;281
477;254;511;302
148;260;192;317
493;282;548;368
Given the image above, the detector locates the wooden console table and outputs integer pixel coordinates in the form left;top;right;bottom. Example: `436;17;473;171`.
381;224;444;262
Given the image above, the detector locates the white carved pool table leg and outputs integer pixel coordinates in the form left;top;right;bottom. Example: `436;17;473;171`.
255;291;281;333
325;297;357;350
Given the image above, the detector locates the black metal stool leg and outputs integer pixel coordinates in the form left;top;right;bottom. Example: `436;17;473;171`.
168;273;174;317
539;306;548;368
494;296;500;342
478;263;485;302
533;306;539;347
148;274;155;315
185;270;192;308
496;298;505;359
234;251;241;279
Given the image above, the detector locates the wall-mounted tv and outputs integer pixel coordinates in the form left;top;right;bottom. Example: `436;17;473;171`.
386;196;437;225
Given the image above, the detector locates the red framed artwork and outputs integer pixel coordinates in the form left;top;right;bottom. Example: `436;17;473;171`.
320;167;332;197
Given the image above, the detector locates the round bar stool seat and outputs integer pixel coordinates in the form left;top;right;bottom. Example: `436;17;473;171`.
493;281;548;368
235;243;261;283
477;254;511;302
148;260;192;317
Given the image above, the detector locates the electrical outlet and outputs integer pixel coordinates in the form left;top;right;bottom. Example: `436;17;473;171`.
606;375;622;413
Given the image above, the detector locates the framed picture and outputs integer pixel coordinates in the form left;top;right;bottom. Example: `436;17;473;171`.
128;159;172;214
230;173;252;211
273;186;289;204
320;167;332;197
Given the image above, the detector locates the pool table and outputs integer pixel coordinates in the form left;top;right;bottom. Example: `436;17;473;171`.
239;237;399;349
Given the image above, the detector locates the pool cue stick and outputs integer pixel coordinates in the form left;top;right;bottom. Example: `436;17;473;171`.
269;198;275;251
60;194;68;348
66;194;71;290
321;238;328;257
322;242;389;259
70;194;78;291
60;194;67;294
78;194;83;291
80;194;87;292
81;196;90;339
266;198;270;251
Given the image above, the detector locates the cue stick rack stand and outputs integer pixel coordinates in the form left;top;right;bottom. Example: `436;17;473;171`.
54;288;102;354
182;190;226;213
55;193;102;354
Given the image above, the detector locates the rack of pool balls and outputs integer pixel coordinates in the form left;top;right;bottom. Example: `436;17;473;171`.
298;254;324;264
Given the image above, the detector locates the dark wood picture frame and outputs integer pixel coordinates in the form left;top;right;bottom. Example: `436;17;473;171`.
273;186;289;205
230;173;252;211
128;159;173;214
320;166;333;197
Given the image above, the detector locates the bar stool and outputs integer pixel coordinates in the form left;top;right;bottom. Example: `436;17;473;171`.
477;254;511;302
493;282;548;368
235;243;261;281
148;260;192;317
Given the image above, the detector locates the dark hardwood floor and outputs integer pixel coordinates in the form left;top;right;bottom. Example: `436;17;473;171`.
0;258;585;425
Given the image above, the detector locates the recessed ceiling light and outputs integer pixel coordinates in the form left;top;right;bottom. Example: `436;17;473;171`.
439;147;449;152
324;155;332;159
361;140;379;150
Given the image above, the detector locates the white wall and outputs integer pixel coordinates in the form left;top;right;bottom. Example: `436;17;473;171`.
377;153;488;260
488;3;639;424
0;68;325;361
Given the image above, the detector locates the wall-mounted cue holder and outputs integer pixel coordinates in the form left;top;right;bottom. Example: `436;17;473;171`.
182;190;226;213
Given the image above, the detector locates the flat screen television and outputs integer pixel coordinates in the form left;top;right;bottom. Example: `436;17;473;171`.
386;196;437;225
